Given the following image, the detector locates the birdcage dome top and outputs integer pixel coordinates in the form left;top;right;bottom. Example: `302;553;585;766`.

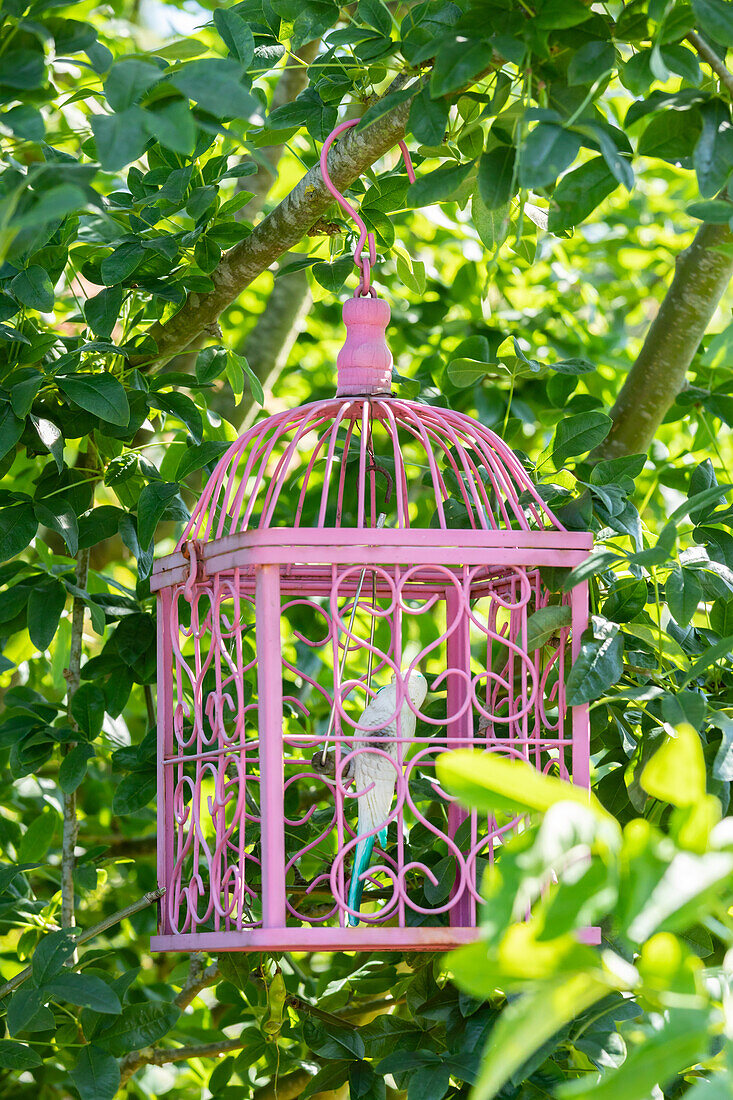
179;396;564;547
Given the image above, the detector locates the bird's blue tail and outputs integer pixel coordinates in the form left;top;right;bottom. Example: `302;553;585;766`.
348;834;375;926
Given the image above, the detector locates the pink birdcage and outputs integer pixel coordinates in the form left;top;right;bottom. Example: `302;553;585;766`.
150;124;593;953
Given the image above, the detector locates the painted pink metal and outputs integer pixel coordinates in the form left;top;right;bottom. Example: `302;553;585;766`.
319;119;414;298
153;391;593;952
151;123;592;954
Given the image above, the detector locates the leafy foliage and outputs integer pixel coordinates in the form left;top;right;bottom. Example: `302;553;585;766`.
0;0;732;1097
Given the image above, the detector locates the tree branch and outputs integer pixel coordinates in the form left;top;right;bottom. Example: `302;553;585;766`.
134;81;420;368
0;887;164;1000
598;220;733;458
687;31;733;96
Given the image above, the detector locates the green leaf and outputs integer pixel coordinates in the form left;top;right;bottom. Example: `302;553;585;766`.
638;110;702;161
213;9;255;65
687;198;733;223
18;807;58;863
525;604;572;651
408;84;449;145
0;49;45;89
148;391;203;443
478;145;516;209
104;59;161;111
59;743;95;794
436;750;612;821
1;104;45;142
681;634;733;686
15;184;86;228
9;368;43;418
642;723;706;807
357;0;391;35
71;682;105;738
710;597;733;635
143;100;197;155
32;928;77;985
472;190;510;252
303;1062;352;1099
32;415;65;472
230;351;264;406
603;576;647;622
7;987;53;1035
176;441;230;481
91;108;149;171
0;1040;42;1069
407;1065;450;1100
566;627;624;705
303;1017;366;1060
431;37;494;97
519;125;582;190
100;241;145;285
556;1010;712;1100
0;862;40;894
34;500;79;556
95;1002;181;1056
712;714;733;780
0;404;25;461
47;973;121;1014
446;359;492;388
136;481;180;550
112;771;157;816
312;256;353;293
460;972;608;1100
666;566;702;626
0;504;38;562
407;161;474;207
691;0;733;46
84;286;123;340
552;411;612;465
170;59;257;118
11;266;54;312
568;40;615;86
57;373;130;427
195;345;228;383
27;577;66;650
70;1044;121;1100
548;157;618;234
350;1059;387;1100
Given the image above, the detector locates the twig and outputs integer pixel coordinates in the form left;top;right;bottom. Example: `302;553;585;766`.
175;953;220;1011
687;30;733;96
144;684;156;729
62;543;90;936
0;887;165;1000
120;1036;248;1078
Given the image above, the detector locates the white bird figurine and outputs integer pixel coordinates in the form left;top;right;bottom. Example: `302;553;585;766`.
347;669;428;926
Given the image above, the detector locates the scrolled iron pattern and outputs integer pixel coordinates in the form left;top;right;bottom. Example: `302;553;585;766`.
161;551;581;936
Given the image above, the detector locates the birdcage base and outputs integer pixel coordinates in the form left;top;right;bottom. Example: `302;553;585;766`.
151;926;601;953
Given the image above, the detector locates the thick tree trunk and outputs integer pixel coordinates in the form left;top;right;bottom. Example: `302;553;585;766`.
599;220;733;458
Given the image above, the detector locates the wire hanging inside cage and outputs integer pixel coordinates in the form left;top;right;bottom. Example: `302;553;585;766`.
317;444;394;767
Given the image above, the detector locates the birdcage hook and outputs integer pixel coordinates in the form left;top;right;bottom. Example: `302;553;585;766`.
320;119;415;296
